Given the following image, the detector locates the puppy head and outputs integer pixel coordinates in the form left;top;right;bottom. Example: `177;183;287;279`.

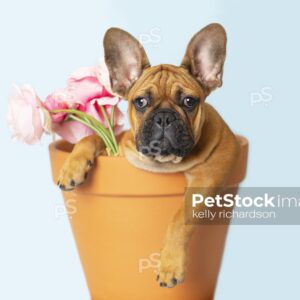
104;24;227;162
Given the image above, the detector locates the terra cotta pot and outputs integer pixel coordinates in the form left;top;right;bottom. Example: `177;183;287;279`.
49;135;248;300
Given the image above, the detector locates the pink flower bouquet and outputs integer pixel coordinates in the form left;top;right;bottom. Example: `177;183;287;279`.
7;59;124;156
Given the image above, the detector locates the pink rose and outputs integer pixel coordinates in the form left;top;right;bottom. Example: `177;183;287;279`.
52;121;93;144
45;62;112;117
66;66;111;105
7;85;45;144
47;63;125;144
53;98;124;144
96;58;116;95
44;92;69;122
92;97;125;135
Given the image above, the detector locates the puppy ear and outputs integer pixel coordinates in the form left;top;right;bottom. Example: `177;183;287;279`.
181;23;227;93
104;28;150;97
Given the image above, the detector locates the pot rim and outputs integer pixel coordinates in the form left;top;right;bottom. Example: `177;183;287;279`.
49;135;248;160
49;135;248;196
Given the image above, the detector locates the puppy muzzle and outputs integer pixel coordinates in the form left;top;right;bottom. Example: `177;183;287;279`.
136;109;194;158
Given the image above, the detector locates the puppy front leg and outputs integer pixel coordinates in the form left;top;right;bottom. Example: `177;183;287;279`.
157;185;217;288
158;136;239;288
57;135;104;191
157;205;193;288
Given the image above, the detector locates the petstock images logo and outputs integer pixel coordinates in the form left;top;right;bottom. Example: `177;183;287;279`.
185;187;300;225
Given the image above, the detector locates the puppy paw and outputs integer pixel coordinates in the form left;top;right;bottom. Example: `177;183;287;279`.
157;246;187;288
57;157;94;191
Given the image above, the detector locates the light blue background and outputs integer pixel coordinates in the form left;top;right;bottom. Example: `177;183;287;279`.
1;0;299;299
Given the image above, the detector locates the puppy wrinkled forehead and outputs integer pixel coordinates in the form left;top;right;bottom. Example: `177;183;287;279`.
127;64;204;100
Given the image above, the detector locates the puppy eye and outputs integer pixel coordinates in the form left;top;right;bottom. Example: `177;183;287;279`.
183;97;198;109
134;97;149;110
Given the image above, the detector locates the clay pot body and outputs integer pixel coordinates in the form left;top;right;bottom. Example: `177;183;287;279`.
49;136;248;300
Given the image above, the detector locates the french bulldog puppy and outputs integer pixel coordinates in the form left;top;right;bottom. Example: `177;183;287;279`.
57;23;239;288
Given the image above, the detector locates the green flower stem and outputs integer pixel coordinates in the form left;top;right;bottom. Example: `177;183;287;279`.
51;109;119;156
51;109;107;132
110;105;115;127
99;105;118;155
68;115;115;155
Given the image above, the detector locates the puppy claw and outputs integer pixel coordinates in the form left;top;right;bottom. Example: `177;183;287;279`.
57;157;94;191
157;272;183;288
58;184;66;190
58;183;74;191
157;246;187;288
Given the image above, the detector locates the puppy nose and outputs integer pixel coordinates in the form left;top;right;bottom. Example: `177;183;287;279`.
154;110;176;128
